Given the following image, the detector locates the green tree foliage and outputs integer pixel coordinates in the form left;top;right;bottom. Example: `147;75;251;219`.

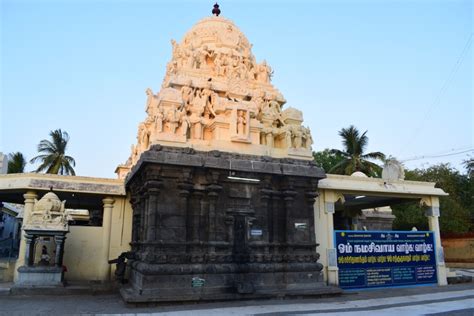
464;158;474;177
328;125;385;176
312;149;345;173
30;129;76;175
7;152;26;173
392;164;473;233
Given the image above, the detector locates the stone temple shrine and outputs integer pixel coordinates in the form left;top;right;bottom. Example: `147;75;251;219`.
0;4;450;304
117;12;339;302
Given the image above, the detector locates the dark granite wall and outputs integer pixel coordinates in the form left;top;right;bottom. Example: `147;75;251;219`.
121;146;338;302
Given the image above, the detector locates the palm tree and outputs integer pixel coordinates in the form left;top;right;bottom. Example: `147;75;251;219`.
7;152;27;173
30;129;76;175
329;125;385;177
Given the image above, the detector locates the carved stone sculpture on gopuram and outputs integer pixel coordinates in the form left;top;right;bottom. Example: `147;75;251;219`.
117;15;314;177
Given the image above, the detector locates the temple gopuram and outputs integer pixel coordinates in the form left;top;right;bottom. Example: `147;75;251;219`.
116;14;314;179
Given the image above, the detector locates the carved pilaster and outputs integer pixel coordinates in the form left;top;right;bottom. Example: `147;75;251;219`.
178;178;193;244
283;187;297;244
190;190;204;243
260;179;273;246
144;180;162;242
206;171;222;252
271;191;281;245
138;187;147;243
306;191;319;245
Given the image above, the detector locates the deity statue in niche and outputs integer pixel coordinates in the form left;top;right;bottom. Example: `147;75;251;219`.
237;110;247;135
38;245;50;266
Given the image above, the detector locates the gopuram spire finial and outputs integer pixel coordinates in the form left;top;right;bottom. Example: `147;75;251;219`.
212;3;221;16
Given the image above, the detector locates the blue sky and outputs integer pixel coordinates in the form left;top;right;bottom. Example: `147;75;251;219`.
1;0;472;178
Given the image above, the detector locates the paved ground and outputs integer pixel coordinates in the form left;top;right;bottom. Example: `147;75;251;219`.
0;283;473;316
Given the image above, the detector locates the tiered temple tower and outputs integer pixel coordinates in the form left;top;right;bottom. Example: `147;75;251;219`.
120;11;338;303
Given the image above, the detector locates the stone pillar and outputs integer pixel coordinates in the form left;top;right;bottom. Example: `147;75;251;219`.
424;196;448;286
306;191;318;245
315;190;339;286
14;191;37;282
54;235;66;267
24;233;36;267
101;197;115;281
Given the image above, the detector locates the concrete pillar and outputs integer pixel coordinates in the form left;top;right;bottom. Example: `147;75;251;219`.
14;191;38;282
315;190;339;286
101;197;115;281
424;196;448;286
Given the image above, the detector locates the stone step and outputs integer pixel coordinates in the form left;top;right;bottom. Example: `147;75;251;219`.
0;282;12;296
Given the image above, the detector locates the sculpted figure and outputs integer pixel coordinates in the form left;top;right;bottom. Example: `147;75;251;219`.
214;54;225;76
166;107;180;134
155;106;164;133
145;88;157;116
181;80;194;107
237;110;247;135
137;122;150;151
260;126;274;147
248;64;257;81
171;39;179;59
236;58;248;79
188;91;206;139
184;48;195;69
178;109;190;137
166;60;178;75
302;126;313;149
195;45;214;70
257;60;273;83
201;83;217;118
283;125;293;148
292;126;303;148
230;55;240;78
261;95;284;127
131;144;138;165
